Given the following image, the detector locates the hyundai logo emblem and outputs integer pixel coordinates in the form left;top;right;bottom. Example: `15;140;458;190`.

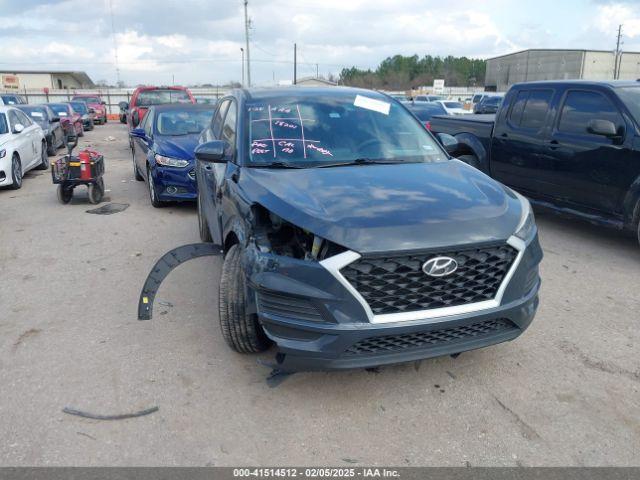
422;256;458;277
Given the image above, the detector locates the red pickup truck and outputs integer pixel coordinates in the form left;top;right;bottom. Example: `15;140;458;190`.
125;86;195;131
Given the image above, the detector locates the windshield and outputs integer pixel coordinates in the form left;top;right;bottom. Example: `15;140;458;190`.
616;87;640;124
70;102;88;114
472;94;483;103
405;103;447;121
137;90;191;107
19;106;48;121
49;104;69;116
484;96;502;105
75;96;100;104
156;109;214;135
2;95;18;105
444;102;463;109
0;113;7;134
247;94;448;166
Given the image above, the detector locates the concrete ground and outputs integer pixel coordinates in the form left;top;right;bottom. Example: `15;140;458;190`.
0;122;639;467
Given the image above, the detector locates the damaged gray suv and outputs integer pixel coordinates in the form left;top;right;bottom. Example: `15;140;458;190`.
141;87;543;373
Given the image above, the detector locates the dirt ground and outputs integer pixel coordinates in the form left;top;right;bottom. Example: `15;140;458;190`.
1;122;639;466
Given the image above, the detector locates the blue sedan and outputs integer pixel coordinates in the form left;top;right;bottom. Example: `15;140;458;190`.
130;104;215;207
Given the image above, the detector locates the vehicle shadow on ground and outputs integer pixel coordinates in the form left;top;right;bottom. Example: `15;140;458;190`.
534;207;639;257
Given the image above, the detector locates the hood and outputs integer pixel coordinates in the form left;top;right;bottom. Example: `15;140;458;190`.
153;134;200;160
239;160;522;253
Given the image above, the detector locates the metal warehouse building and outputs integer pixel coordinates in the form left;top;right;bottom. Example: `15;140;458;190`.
485;49;640;91
0;70;95;91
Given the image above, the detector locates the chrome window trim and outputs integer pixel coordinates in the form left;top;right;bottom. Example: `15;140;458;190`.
319;236;525;325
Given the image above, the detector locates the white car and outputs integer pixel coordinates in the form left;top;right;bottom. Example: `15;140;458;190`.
0;105;47;190
435;100;472;116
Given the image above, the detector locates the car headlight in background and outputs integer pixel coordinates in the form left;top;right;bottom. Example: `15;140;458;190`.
514;192;536;240
154;153;189;168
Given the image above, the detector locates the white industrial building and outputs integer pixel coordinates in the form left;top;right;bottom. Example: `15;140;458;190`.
0;70;95;91
485;49;640;91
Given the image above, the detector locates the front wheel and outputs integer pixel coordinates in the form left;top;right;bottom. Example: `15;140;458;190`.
147;166;163;208
57;184;72;204
78;124;84;137
46;138;56;156
219;244;271;354
88;179;104;204
9;154;22;190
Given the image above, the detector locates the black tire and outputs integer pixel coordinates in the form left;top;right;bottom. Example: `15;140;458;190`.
120;115;127;124
198;195;213;242
46;138;56;156
88;179;104;204
219;244;271;353
147;166;163;208
104;115;108;124
9;154;22;190
57;184;72;204
457;154;482;170
78;125;84;137
36;141;49;170
132;151;143;181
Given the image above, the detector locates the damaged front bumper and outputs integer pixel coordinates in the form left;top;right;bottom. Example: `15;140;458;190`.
245;234;543;372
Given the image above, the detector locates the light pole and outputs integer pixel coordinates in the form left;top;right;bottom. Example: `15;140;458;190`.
240;48;245;86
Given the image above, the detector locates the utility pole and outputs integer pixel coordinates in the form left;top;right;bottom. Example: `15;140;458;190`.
316;63;319;78
293;43;297;85
240;48;245;86
615;24;623;79
243;0;251;87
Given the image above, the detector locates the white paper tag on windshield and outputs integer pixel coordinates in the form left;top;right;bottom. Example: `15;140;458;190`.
31;112;43;118
354;94;390;115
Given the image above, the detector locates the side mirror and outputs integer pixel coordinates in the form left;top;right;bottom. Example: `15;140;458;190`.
130;127;146;138
587;119;619;138
436;133;459;155
119;101;128;110
195;141;228;163
101;101;106;105
51;116;60;122
13;123;24;134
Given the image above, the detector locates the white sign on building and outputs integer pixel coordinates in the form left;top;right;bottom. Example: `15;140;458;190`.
433;79;445;94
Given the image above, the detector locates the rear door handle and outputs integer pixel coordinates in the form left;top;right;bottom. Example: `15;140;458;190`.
500;133;508;138
548;140;560;150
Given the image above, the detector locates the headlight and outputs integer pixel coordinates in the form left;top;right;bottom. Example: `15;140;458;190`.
0;149;6;158
154;153;189;168
514;192;536;240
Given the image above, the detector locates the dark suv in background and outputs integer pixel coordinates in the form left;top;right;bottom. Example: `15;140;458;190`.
191;87;543;372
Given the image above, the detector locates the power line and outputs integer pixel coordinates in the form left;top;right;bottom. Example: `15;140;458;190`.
107;0;120;84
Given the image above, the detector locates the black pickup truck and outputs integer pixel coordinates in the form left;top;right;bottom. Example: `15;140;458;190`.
430;80;640;245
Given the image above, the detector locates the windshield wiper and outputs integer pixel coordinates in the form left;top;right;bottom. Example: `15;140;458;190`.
252;161;306;169
315;158;408;168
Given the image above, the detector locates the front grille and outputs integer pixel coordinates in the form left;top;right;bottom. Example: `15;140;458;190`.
257;291;324;322
345;318;516;355
341;245;518;315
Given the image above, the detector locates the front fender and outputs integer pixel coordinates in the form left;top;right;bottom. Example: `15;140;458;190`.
453;133;489;173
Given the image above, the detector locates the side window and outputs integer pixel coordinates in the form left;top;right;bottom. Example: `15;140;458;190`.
16;110;33;127
508;90;529;126
212;99;230;138
220;101;237;147
520;90;553;130
558;90;623;136
8;110;21;131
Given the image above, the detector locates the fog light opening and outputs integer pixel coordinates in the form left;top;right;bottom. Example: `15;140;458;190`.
165;186;178;195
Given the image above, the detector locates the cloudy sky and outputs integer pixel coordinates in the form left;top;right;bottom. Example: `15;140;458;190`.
0;0;639;86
